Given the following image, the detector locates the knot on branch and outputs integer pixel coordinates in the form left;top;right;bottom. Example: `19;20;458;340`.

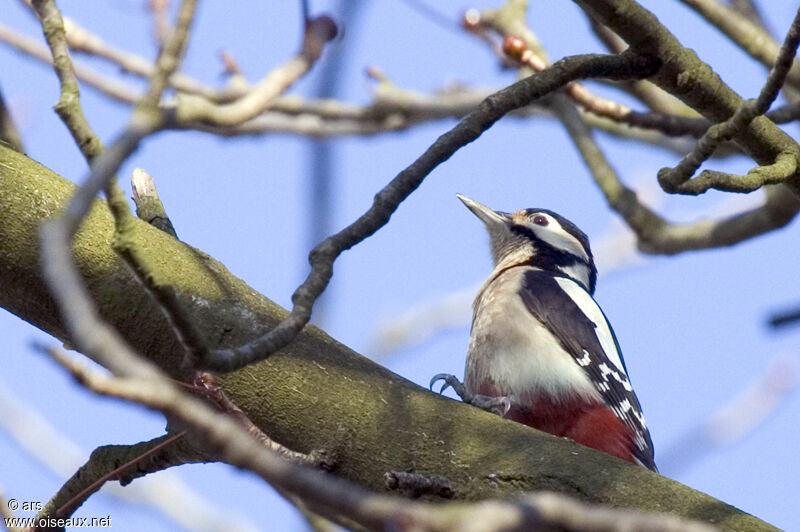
385;470;454;499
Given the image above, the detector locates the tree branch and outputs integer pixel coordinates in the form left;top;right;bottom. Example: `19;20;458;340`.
30;0;104;162
0;144;776;531
8;11;799;152
658;5;800;194
169;17;337;127
552;90;799;253
38;431;189;520
575;0;800;198
502;34;711;137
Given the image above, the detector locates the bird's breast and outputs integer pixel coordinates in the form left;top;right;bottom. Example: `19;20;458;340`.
465;267;600;406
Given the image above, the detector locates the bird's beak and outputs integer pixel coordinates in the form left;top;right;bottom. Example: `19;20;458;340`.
456;194;510;229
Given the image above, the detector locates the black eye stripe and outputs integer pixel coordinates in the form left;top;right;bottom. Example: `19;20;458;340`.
510;223;595;284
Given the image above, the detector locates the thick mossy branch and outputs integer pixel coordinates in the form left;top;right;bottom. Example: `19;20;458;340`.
0;145;777;531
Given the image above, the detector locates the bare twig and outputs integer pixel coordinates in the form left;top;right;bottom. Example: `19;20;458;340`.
178;87;718;154
55;430;187;518
502;35;711;137
416;492;719;532
30;0;105;162
575;0;800;199
0;20;143;102
730;0;771;33
194;50;660;372
729;0;770;33
140;0;196;109
658;5;800;194
6;16;791;153
192;372;329;467
58;14;236;102
148;0;170;44
705;354;799;444
171;17;337;127
113;238;211;372
470;0;799;253
586;18;695;116
38;338;380;528
30;0;138;249
768;307;800;329
218;50;243;76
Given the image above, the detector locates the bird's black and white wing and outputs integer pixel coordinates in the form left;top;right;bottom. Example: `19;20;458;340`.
519;269;656;470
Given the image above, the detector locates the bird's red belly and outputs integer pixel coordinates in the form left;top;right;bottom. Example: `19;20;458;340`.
478;383;636;465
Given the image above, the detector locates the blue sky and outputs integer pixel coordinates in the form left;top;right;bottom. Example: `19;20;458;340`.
1;1;799;530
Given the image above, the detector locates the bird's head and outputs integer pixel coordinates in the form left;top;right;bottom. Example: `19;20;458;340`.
457;194;597;294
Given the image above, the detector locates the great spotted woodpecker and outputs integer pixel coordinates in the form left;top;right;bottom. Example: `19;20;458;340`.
432;195;656;471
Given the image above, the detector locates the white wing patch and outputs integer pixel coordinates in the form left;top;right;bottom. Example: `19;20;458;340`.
599;363;634;392
576;350;592;367
553;278;627;376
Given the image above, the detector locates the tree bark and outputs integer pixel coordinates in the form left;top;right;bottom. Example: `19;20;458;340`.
0;143;777;531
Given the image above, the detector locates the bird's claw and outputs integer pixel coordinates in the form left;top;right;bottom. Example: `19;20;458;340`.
429;373;510;416
429;373;469;400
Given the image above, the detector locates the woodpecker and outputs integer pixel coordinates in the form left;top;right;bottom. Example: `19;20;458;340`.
432;195;656;471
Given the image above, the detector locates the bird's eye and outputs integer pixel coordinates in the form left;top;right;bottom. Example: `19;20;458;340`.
533;215;548;226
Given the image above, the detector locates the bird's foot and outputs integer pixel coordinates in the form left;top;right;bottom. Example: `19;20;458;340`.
470;394;511;416
430;373;469;399
429;373;511;416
